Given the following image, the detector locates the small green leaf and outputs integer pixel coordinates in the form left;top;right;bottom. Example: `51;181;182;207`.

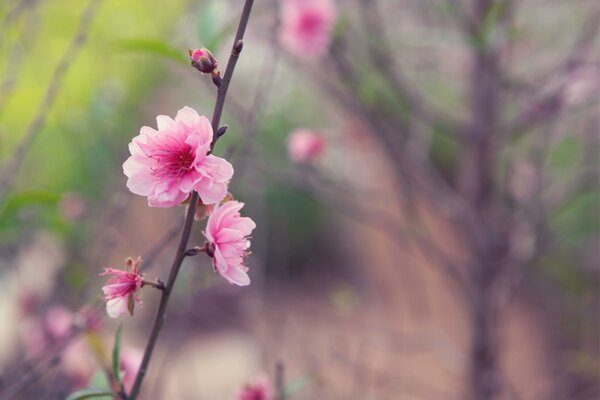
112;322;124;388
65;388;113;400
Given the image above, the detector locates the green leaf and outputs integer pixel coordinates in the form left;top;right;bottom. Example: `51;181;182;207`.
65;388;113;400
111;38;188;64
0;191;61;219
112;322;124;388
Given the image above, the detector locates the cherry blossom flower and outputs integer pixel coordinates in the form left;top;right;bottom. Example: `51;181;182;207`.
100;257;144;318
236;375;273;400
287;129;325;162
279;0;337;59
204;201;256;286
123;106;233;208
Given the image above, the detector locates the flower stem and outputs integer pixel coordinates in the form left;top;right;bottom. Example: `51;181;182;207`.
126;1;255;398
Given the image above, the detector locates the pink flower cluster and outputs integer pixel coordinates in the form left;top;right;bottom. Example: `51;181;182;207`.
287;129;325;163
279;0;337;59
103;106;258;317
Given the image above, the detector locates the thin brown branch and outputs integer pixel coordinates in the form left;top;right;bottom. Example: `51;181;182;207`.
127;1;255;398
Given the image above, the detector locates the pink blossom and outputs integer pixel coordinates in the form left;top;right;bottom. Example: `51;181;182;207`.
204;201;256;286
46;305;74;339
236;375;273;400
279;0;337;59
123;106;233;208
100;257;144;318
120;348;143;393
287;129;326;162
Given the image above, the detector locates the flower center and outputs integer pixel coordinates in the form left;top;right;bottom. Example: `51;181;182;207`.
148;137;195;179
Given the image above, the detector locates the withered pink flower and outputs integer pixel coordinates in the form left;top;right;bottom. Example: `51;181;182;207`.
279;0;336;59
123;106;233;208
236;375;273;400
100;257;144;318
204;201;256;286
287;129;325;163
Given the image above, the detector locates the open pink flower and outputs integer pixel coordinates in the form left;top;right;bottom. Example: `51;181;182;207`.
236;375;273;400
279;0;336;59
100;257;144;318
204;201;256;286
287;129;325;162
123;106;233;208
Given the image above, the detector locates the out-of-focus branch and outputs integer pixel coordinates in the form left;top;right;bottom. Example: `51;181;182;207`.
355;0;465;137
230;0;280;178
0;0;39;41
0;2;39;113
0;0;103;210
507;11;599;137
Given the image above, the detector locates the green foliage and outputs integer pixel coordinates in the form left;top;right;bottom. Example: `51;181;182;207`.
112;38;188;64
551;190;600;246
548;137;581;169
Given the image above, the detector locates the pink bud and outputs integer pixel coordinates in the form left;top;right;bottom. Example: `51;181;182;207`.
189;48;218;74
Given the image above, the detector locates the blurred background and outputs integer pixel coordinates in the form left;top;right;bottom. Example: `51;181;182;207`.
0;0;598;399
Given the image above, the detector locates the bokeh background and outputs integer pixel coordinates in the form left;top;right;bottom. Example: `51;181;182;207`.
0;0;598;399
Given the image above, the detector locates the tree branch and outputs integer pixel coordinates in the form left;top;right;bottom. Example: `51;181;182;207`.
126;1;255;398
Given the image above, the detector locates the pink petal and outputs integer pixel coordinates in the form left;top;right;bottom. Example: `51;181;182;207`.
106;297;128;318
195;180;227;205
156;115;177;132
223;265;251;286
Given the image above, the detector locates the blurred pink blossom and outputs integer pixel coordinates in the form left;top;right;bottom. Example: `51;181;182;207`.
21;319;47;358
62;339;96;389
287;129;326;162
123;106;233;208
236;375;273;400
279;0;337;59
58;192;86;222
45;305;74;339
100;257;144;318
120;347;144;393
204;201;256;286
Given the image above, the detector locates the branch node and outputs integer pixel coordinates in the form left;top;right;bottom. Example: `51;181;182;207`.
233;40;244;55
216;125;228;139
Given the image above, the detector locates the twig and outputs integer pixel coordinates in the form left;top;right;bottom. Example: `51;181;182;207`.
0;2;39;113
0;0;102;210
127;1;255;398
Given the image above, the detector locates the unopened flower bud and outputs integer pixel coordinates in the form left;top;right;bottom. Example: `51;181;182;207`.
189;48;218;74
